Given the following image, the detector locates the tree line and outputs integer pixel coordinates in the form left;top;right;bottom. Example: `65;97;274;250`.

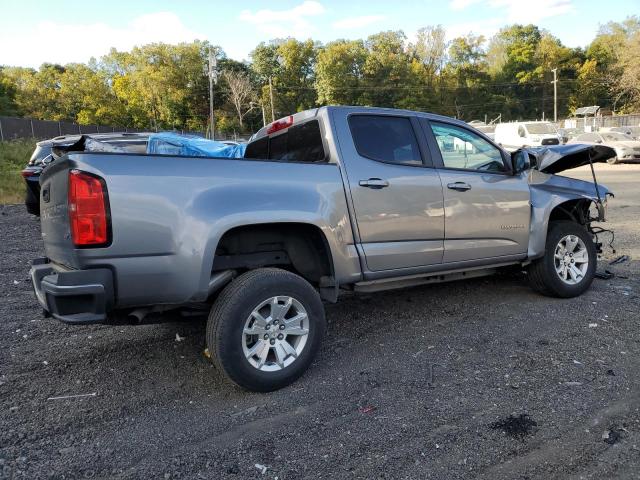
0;17;638;136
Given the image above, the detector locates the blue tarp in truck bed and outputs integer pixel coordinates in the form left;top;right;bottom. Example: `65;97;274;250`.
146;133;247;158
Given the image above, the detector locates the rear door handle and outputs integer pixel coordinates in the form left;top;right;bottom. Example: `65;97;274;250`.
359;178;389;189
447;182;472;192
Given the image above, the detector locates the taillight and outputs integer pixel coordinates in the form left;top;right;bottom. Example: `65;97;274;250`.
68;170;110;247
21;169;36;178
267;115;293;134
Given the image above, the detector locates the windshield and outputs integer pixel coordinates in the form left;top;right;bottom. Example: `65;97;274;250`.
602;132;632;142
525;123;557;135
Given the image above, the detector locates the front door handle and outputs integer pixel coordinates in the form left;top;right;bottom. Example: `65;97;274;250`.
447;182;472;192
359;178;389;189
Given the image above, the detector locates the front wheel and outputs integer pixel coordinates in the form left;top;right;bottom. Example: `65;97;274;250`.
206;268;325;392
528;221;596;298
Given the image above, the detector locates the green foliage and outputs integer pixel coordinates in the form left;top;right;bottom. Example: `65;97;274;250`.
216;115;242;136
614;29;640;111
316;40;368;105
0;68;20;116
103;41;216;130
0;17;639;132
250;39;317;118
0;139;35;204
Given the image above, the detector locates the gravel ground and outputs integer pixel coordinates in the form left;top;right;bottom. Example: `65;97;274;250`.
1;164;639;479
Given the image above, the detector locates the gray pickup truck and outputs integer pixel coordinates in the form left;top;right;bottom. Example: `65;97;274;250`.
31;106;614;391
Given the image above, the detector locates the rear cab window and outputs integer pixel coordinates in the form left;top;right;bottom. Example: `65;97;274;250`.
244;120;326;163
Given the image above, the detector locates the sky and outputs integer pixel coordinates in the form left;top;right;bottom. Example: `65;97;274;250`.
1;0;638;68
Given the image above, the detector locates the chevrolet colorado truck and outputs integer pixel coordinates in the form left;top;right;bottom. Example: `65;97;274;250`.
31;106;614;392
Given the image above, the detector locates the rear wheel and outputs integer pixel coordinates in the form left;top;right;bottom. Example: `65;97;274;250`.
528;220;596;298
206;268;325;392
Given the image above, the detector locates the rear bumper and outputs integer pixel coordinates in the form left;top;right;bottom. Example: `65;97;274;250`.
30;257;114;324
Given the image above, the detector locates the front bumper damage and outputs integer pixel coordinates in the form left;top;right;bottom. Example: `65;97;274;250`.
30;257;114;324
524;143;616;222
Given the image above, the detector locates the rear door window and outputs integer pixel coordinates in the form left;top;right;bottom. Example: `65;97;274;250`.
348;115;422;166
244;120;326;162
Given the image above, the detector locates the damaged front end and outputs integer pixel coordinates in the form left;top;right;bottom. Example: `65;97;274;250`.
514;144;616;259
532;143;616;221
514;144;616;220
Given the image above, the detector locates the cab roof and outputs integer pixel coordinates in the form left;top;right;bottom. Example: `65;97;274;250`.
250;106;469;142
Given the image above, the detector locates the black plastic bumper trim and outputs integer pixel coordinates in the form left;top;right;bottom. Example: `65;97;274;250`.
30;258;114;324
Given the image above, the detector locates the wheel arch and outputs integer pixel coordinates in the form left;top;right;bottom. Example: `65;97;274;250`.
208;221;336;296
528;196;597;260
547;198;593;225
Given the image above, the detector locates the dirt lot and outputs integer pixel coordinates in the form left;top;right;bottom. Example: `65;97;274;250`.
1;164;639;479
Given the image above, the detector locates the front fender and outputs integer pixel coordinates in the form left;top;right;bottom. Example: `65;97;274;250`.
527;170;612;259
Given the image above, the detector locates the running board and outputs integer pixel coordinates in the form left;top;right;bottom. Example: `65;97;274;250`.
353;268;497;293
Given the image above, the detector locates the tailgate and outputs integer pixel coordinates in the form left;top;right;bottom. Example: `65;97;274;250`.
39;158;79;268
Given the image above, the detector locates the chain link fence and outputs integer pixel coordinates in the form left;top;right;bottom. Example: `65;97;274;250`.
0;116;253;142
564;113;640;130
0;116;153;141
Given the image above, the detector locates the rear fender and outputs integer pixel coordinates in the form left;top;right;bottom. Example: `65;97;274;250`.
191;183;362;302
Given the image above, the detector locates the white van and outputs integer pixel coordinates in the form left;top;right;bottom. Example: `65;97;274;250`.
494;121;561;151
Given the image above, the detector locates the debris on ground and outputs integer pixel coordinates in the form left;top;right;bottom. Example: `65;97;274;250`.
427;363;442;386
254;463;268;474
203;348;211;359
490;414;538;440
564;381;583;386
602;427;623;445
231;406;259;418
595;270;614;280
589;323;598;328
359;405;377;414
47;393;97;401
175;333;185;342
606;369;616;376
609;255;630;265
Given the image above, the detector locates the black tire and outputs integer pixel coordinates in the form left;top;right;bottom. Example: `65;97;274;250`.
528;220;597;298
206;268;325;392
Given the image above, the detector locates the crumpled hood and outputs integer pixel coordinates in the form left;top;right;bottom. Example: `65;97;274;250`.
521;144;617;174
528;169;612;200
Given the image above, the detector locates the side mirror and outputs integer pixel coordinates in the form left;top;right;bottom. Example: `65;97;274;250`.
512;150;530;174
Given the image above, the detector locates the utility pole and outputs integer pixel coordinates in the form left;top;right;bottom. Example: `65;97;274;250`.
551;68;558;123
268;77;275;122
208;49;219;140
